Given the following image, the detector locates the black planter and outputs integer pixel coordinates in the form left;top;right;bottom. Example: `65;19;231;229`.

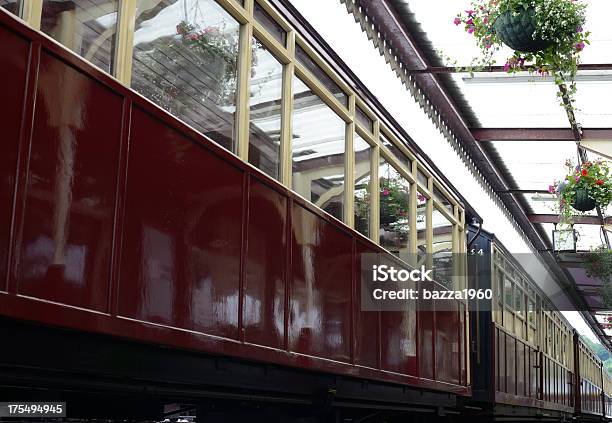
493;8;551;53
572;188;597;212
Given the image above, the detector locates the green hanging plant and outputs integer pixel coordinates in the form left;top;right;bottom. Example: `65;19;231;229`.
584;246;612;308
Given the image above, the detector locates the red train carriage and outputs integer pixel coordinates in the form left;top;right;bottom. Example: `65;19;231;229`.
0;5;471;421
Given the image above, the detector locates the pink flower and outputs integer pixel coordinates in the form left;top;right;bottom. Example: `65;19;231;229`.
548;185;555;194
465;9;475;15
382;189;390;196
483;16;489;23
467;26;475;34
503;61;510;72
575;175;580;182
576;42;585;51
454;17;461;26
466;18;474;25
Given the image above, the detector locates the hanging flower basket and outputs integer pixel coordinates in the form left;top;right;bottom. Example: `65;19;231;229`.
452;0;589;118
549;159;612;224
492;8;552;53
572;187;596;212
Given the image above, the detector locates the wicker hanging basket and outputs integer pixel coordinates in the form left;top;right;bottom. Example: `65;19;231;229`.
571;188;597;212
493;8;552;53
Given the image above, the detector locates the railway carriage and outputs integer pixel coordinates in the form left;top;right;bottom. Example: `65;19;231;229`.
0;1;611;422
468;227;612;422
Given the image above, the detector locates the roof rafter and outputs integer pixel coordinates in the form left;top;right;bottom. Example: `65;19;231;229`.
405;63;612;74
472;128;612;142
528;214;612;225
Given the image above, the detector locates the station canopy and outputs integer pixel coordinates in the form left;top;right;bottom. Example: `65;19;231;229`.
354;0;612;346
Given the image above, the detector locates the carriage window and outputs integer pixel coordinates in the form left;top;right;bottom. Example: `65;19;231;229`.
433;186;453;213
248;38;283;180
254;1;286;46
417;167;428;186
295;43;346;106
528;299;536;325
504;277;513;309
0;0;20;16
380;132;411;170
514;287;524;316
131;0;240;153
379;157;410;260
292;76;345;221
41;0;119;74
497;269;504;305
432;206;454;289
356;106;373;133
416;190;427;262
354;132;371;237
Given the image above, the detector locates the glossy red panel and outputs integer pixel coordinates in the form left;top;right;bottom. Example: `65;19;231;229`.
18;51;122;311
380;255;417;376
530;349;538;398
289;204;351;362
505;334;516;394
119;107;243;339
516;342;525;396
380;311;417;375
354;241;379;368
0;26;29;290
418;303;434;380
435;305;460;385
243;177;287;348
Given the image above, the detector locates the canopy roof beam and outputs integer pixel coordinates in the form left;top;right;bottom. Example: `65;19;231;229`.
528;214;612;225
405;63;612;74
472;128;612;142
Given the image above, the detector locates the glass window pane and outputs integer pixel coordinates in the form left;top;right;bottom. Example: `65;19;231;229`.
515;288;524;316
528;300;536;325
292;76;345;220
433;185;453;213
41;0;118;74
416;190;427;263
380;132;411;170
254;1;286;46
504;277;513;309
295;43;347;107
131;0;240;153
354;132;371;237
417;167;428;186
379;157;410;259
248;38;282;180
497;269;503;305
432;206;453;289
355;106;373;133
0;0;20;16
